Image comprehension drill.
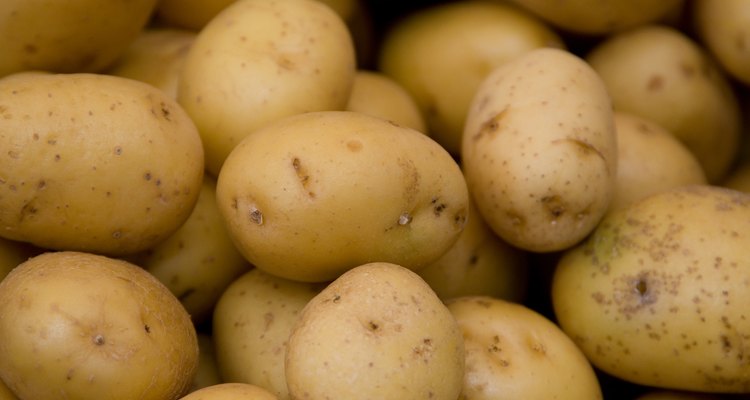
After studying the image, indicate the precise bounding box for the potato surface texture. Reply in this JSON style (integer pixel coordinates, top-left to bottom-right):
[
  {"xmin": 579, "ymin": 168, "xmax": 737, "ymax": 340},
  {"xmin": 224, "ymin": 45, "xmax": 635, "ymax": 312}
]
[
  {"xmin": 462, "ymin": 47, "xmax": 616, "ymax": 253},
  {"xmin": 179, "ymin": 383, "xmax": 278, "ymax": 400},
  {"xmin": 284, "ymin": 262, "xmax": 465, "ymax": 400},
  {"xmin": 216, "ymin": 111, "xmax": 469, "ymax": 282},
  {"xmin": 552, "ymin": 185, "xmax": 750, "ymax": 392},
  {"xmin": 0, "ymin": 251, "xmax": 199, "ymax": 400},
  {"xmin": 0, "ymin": 73, "xmax": 204, "ymax": 256}
]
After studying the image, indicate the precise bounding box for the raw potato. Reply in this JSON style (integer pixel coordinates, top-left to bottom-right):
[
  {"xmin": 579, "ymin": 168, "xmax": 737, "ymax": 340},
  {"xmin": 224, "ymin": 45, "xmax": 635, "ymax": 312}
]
[
  {"xmin": 378, "ymin": 0, "xmax": 564, "ymax": 155},
  {"xmin": 285, "ymin": 262, "xmax": 465, "ymax": 400},
  {"xmin": 586, "ymin": 25, "xmax": 742, "ymax": 183},
  {"xmin": 216, "ymin": 111, "xmax": 469, "ymax": 282},
  {"xmin": 0, "ymin": 0, "xmax": 157, "ymax": 77},
  {"xmin": 462, "ymin": 47, "xmax": 617, "ymax": 253},
  {"xmin": 0, "ymin": 73, "xmax": 204, "ymax": 256},
  {"xmin": 447, "ymin": 296, "xmax": 603, "ymax": 400},
  {"xmin": 177, "ymin": 0, "xmax": 356, "ymax": 176},
  {"xmin": 552, "ymin": 185, "xmax": 750, "ymax": 392},
  {"xmin": 212, "ymin": 268, "xmax": 324, "ymax": 399},
  {"xmin": 609, "ymin": 112, "xmax": 706, "ymax": 212},
  {"xmin": 0, "ymin": 251, "xmax": 199, "ymax": 400},
  {"xmin": 346, "ymin": 70, "xmax": 427, "ymax": 133},
  {"xmin": 179, "ymin": 383, "xmax": 278, "ymax": 400},
  {"xmin": 693, "ymin": 0, "xmax": 750, "ymax": 85}
]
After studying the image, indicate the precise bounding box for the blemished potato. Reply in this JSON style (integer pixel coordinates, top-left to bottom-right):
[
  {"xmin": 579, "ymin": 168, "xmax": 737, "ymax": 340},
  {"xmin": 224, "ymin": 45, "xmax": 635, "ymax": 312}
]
[
  {"xmin": 609, "ymin": 112, "xmax": 706, "ymax": 212},
  {"xmin": 285, "ymin": 262, "xmax": 465, "ymax": 400},
  {"xmin": 462, "ymin": 47, "xmax": 617, "ymax": 253},
  {"xmin": 693, "ymin": 0, "xmax": 750, "ymax": 86},
  {"xmin": 0, "ymin": 73, "xmax": 204, "ymax": 256},
  {"xmin": 0, "ymin": 251, "xmax": 199, "ymax": 400},
  {"xmin": 177, "ymin": 0, "xmax": 356, "ymax": 176},
  {"xmin": 346, "ymin": 70, "xmax": 427, "ymax": 133},
  {"xmin": 216, "ymin": 111, "xmax": 469, "ymax": 282},
  {"xmin": 212, "ymin": 268, "xmax": 324, "ymax": 399},
  {"xmin": 552, "ymin": 185, "xmax": 750, "ymax": 392},
  {"xmin": 108, "ymin": 28, "xmax": 196, "ymax": 100},
  {"xmin": 179, "ymin": 383, "xmax": 278, "ymax": 400},
  {"xmin": 0, "ymin": 0, "xmax": 157, "ymax": 77},
  {"xmin": 189, "ymin": 334, "xmax": 223, "ymax": 393},
  {"xmin": 446, "ymin": 296, "xmax": 603, "ymax": 400},
  {"xmin": 586, "ymin": 25, "xmax": 742, "ymax": 183},
  {"xmin": 378, "ymin": 0, "xmax": 564, "ymax": 155}
]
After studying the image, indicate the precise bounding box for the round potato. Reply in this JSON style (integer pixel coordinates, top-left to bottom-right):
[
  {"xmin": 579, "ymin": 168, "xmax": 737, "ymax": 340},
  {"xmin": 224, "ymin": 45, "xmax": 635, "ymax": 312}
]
[
  {"xmin": 552, "ymin": 185, "xmax": 750, "ymax": 392},
  {"xmin": 0, "ymin": 251, "xmax": 199, "ymax": 400},
  {"xmin": 693, "ymin": 0, "xmax": 750, "ymax": 86},
  {"xmin": 346, "ymin": 70, "xmax": 427, "ymax": 133},
  {"xmin": 216, "ymin": 111, "xmax": 469, "ymax": 282},
  {"xmin": 0, "ymin": 72, "xmax": 204, "ymax": 256},
  {"xmin": 177, "ymin": 0, "xmax": 356, "ymax": 176},
  {"xmin": 462, "ymin": 47, "xmax": 617, "ymax": 253},
  {"xmin": 586, "ymin": 25, "xmax": 742, "ymax": 183},
  {"xmin": 285, "ymin": 262, "xmax": 465, "ymax": 400},
  {"xmin": 179, "ymin": 383, "xmax": 278, "ymax": 400}
]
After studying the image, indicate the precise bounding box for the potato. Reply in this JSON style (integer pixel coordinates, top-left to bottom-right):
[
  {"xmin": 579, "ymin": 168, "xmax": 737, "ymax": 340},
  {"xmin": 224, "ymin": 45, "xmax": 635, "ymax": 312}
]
[
  {"xmin": 0, "ymin": 379, "xmax": 18, "ymax": 400},
  {"xmin": 285, "ymin": 262, "xmax": 465, "ymax": 400},
  {"xmin": 462, "ymin": 47, "xmax": 617, "ymax": 253},
  {"xmin": 0, "ymin": 251, "xmax": 199, "ymax": 400},
  {"xmin": 179, "ymin": 383, "xmax": 278, "ymax": 400},
  {"xmin": 552, "ymin": 185, "xmax": 750, "ymax": 392},
  {"xmin": 586, "ymin": 25, "xmax": 742, "ymax": 183},
  {"xmin": 216, "ymin": 111, "xmax": 469, "ymax": 282},
  {"xmin": 609, "ymin": 112, "xmax": 706, "ymax": 212},
  {"xmin": 212, "ymin": 268, "xmax": 324, "ymax": 399},
  {"xmin": 0, "ymin": 72, "xmax": 204, "ymax": 256},
  {"xmin": 189, "ymin": 334, "xmax": 223, "ymax": 393},
  {"xmin": 446, "ymin": 296, "xmax": 602, "ymax": 399},
  {"xmin": 0, "ymin": 0, "xmax": 157, "ymax": 77},
  {"xmin": 378, "ymin": 0, "xmax": 564, "ymax": 155},
  {"xmin": 693, "ymin": 0, "xmax": 750, "ymax": 86},
  {"xmin": 346, "ymin": 70, "xmax": 427, "ymax": 133},
  {"xmin": 177, "ymin": 0, "xmax": 356, "ymax": 176}
]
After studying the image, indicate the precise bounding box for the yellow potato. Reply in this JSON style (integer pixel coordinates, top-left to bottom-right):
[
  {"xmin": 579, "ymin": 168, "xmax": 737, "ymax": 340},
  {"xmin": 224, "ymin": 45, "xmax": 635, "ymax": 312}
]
[
  {"xmin": 446, "ymin": 296, "xmax": 603, "ymax": 399},
  {"xmin": 0, "ymin": 73, "xmax": 204, "ymax": 256},
  {"xmin": 586, "ymin": 25, "xmax": 742, "ymax": 183},
  {"xmin": 216, "ymin": 111, "xmax": 469, "ymax": 282},
  {"xmin": 693, "ymin": 0, "xmax": 750, "ymax": 85},
  {"xmin": 285, "ymin": 262, "xmax": 465, "ymax": 400},
  {"xmin": 0, "ymin": 251, "xmax": 199, "ymax": 400},
  {"xmin": 346, "ymin": 70, "xmax": 427, "ymax": 133},
  {"xmin": 552, "ymin": 185, "xmax": 750, "ymax": 392},
  {"xmin": 177, "ymin": 0, "xmax": 356, "ymax": 176},
  {"xmin": 378, "ymin": 0, "xmax": 564, "ymax": 155},
  {"xmin": 179, "ymin": 383, "xmax": 278, "ymax": 400},
  {"xmin": 0, "ymin": 0, "xmax": 157, "ymax": 77},
  {"xmin": 462, "ymin": 47, "xmax": 617, "ymax": 253}
]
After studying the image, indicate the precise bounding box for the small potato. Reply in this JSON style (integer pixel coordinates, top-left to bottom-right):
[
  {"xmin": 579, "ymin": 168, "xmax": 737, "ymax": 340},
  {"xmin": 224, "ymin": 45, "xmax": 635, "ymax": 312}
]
[
  {"xmin": 0, "ymin": 251, "xmax": 199, "ymax": 400},
  {"xmin": 0, "ymin": 73, "xmax": 204, "ymax": 256},
  {"xmin": 179, "ymin": 383, "xmax": 278, "ymax": 400},
  {"xmin": 552, "ymin": 185, "xmax": 750, "ymax": 392},
  {"xmin": 216, "ymin": 111, "xmax": 469, "ymax": 282},
  {"xmin": 346, "ymin": 70, "xmax": 427, "ymax": 133},
  {"xmin": 285, "ymin": 262, "xmax": 465, "ymax": 400},
  {"xmin": 693, "ymin": 0, "xmax": 750, "ymax": 85},
  {"xmin": 462, "ymin": 47, "xmax": 617, "ymax": 253}
]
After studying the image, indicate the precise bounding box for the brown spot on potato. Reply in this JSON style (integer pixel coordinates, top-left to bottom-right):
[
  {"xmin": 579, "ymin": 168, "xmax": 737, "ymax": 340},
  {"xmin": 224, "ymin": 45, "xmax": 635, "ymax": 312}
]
[
  {"xmin": 398, "ymin": 212, "xmax": 412, "ymax": 226},
  {"xmin": 647, "ymin": 75, "xmax": 664, "ymax": 91},
  {"xmin": 346, "ymin": 140, "xmax": 362, "ymax": 152},
  {"xmin": 541, "ymin": 195, "xmax": 565, "ymax": 220},
  {"xmin": 473, "ymin": 107, "xmax": 509, "ymax": 142},
  {"xmin": 23, "ymin": 43, "xmax": 37, "ymax": 54},
  {"xmin": 249, "ymin": 207, "xmax": 263, "ymax": 225},
  {"xmin": 292, "ymin": 157, "xmax": 315, "ymax": 198},
  {"xmin": 93, "ymin": 334, "xmax": 105, "ymax": 345}
]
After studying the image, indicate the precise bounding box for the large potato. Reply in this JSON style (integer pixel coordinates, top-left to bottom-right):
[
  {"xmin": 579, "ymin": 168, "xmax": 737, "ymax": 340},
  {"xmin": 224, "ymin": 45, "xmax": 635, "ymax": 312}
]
[
  {"xmin": 552, "ymin": 185, "xmax": 750, "ymax": 392},
  {"xmin": 216, "ymin": 111, "xmax": 469, "ymax": 282},
  {"xmin": 0, "ymin": 73, "xmax": 204, "ymax": 256},
  {"xmin": 693, "ymin": 0, "xmax": 750, "ymax": 86},
  {"xmin": 462, "ymin": 47, "xmax": 617, "ymax": 253},
  {"xmin": 0, "ymin": 251, "xmax": 199, "ymax": 400},
  {"xmin": 285, "ymin": 262, "xmax": 465, "ymax": 400},
  {"xmin": 177, "ymin": 0, "xmax": 356, "ymax": 176}
]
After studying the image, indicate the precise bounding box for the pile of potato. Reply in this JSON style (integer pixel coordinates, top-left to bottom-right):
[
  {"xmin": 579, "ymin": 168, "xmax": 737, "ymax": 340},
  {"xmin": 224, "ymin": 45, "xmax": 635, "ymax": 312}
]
[{"xmin": 1, "ymin": 0, "xmax": 749, "ymax": 399}]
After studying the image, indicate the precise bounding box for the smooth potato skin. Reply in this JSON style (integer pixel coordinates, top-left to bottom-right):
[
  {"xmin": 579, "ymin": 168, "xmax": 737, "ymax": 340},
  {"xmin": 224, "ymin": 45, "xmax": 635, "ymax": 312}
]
[
  {"xmin": 693, "ymin": 0, "xmax": 750, "ymax": 85},
  {"xmin": 346, "ymin": 70, "xmax": 427, "ymax": 133},
  {"xmin": 179, "ymin": 383, "xmax": 278, "ymax": 400}
]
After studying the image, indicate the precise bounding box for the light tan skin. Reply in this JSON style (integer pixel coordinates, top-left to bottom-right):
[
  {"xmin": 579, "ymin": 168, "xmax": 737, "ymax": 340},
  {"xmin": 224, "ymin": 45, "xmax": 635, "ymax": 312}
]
[
  {"xmin": 693, "ymin": 0, "xmax": 750, "ymax": 86},
  {"xmin": 179, "ymin": 383, "xmax": 278, "ymax": 400},
  {"xmin": 285, "ymin": 262, "xmax": 465, "ymax": 400},
  {"xmin": 553, "ymin": 185, "xmax": 750, "ymax": 392},
  {"xmin": 346, "ymin": 70, "xmax": 427, "ymax": 133},
  {"xmin": 0, "ymin": 251, "xmax": 199, "ymax": 400}
]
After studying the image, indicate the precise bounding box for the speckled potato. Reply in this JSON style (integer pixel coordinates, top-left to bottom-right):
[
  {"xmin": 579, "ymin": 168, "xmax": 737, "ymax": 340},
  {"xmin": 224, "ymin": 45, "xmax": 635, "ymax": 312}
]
[
  {"xmin": 212, "ymin": 269, "xmax": 323, "ymax": 399},
  {"xmin": 0, "ymin": 73, "xmax": 204, "ymax": 256},
  {"xmin": 693, "ymin": 0, "xmax": 750, "ymax": 86},
  {"xmin": 446, "ymin": 296, "xmax": 602, "ymax": 400},
  {"xmin": 177, "ymin": 0, "xmax": 356, "ymax": 175},
  {"xmin": 216, "ymin": 111, "xmax": 469, "ymax": 282},
  {"xmin": 586, "ymin": 25, "xmax": 742, "ymax": 182},
  {"xmin": 346, "ymin": 70, "xmax": 427, "ymax": 133},
  {"xmin": 179, "ymin": 383, "xmax": 278, "ymax": 400},
  {"xmin": 378, "ymin": 0, "xmax": 564, "ymax": 155},
  {"xmin": 462, "ymin": 47, "xmax": 617, "ymax": 253},
  {"xmin": 552, "ymin": 185, "xmax": 750, "ymax": 392},
  {"xmin": 285, "ymin": 262, "xmax": 465, "ymax": 400},
  {"xmin": 0, "ymin": 251, "xmax": 199, "ymax": 400}
]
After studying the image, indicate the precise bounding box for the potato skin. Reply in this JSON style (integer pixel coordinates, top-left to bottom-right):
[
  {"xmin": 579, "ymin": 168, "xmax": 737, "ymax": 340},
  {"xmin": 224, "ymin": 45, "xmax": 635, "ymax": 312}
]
[
  {"xmin": 693, "ymin": 0, "xmax": 750, "ymax": 85},
  {"xmin": 346, "ymin": 70, "xmax": 426, "ymax": 133},
  {"xmin": 216, "ymin": 111, "xmax": 469, "ymax": 282},
  {"xmin": 552, "ymin": 185, "xmax": 750, "ymax": 392},
  {"xmin": 462, "ymin": 47, "xmax": 616, "ymax": 253},
  {"xmin": 0, "ymin": 73, "xmax": 204, "ymax": 256},
  {"xmin": 179, "ymin": 383, "xmax": 278, "ymax": 400}
]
